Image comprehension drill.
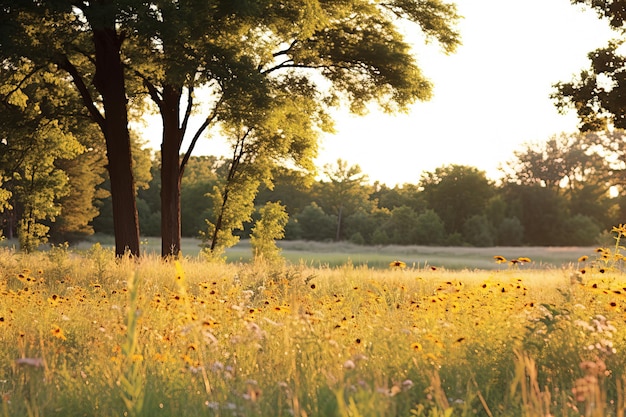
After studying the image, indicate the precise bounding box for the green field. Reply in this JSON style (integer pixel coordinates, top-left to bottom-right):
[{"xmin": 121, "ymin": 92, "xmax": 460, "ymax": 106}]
[
  {"xmin": 1, "ymin": 240, "xmax": 626, "ymax": 416},
  {"xmin": 55, "ymin": 236, "xmax": 595, "ymax": 270}
]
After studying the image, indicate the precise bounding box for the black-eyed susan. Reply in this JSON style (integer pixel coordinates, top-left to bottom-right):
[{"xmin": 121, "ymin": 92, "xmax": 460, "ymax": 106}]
[
  {"xmin": 389, "ymin": 260, "xmax": 406, "ymax": 269},
  {"xmin": 493, "ymin": 255, "xmax": 507, "ymax": 264},
  {"xmin": 578, "ymin": 255, "xmax": 589, "ymax": 263},
  {"xmin": 51, "ymin": 324, "xmax": 67, "ymax": 340},
  {"xmin": 612, "ymin": 224, "xmax": 626, "ymax": 237},
  {"xmin": 410, "ymin": 342, "xmax": 423, "ymax": 351}
]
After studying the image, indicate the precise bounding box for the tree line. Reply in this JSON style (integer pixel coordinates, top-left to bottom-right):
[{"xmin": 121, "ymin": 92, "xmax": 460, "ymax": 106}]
[
  {"xmin": 4, "ymin": 128, "xmax": 623, "ymax": 251},
  {"xmin": 127, "ymin": 131, "xmax": 626, "ymax": 248}
]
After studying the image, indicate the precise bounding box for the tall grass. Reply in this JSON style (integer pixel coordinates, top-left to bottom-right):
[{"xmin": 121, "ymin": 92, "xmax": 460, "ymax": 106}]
[{"xmin": 1, "ymin": 242, "xmax": 626, "ymax": 416}]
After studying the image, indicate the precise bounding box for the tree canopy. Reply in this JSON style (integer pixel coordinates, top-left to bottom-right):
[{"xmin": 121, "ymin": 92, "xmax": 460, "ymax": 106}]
[
  {"xmin": 0, "ymin": 0, "xmax": 461, "ymax": 256},
  {"xmin": 552, "ymin": 1, "xmax": 626, "ymax": 131}
]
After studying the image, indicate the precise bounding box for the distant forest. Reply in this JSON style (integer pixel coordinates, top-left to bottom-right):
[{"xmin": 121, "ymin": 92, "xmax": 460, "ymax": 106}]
[{"xmin": 4, "ymin": 130, "xmax": 624, "ymax": 249}]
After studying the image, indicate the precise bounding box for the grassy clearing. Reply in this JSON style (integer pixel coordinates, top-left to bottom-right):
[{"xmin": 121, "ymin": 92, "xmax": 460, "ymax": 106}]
[
  {"xmin": 1, "ymin": 242, "xmax": 626, "ymax": 416},
  {"xmin": 56, "ymin": 236, "xmax": 596, "ymax": 270}
]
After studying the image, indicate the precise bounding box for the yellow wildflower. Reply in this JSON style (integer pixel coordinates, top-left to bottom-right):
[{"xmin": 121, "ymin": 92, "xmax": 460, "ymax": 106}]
[
  {"xmin": 493, "ymin": 255, "xmax": 507, "ymax": 264},
  {"xmin": 389, "ymin": 260, "xmax": 406, "ymax": 269},
  {"xmin": 174, "ymin": 260, "xmax": 185, "ymax": 284},
  {"xmin": 51, "ymin": 324, "xmax": 67, "ymax": 340}
]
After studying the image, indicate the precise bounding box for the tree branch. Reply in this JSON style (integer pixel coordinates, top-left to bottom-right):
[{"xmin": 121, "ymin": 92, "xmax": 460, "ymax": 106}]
[
  {"xmin": 132, "ymin": 68, "xmax": 163, "ymax": 110},
  {"xmin": 57, "ymin": 56, "xmax": 105, "ymax": 130},
  {"xmin": 272, "ymin": 39, "xmax": 298, "ymax": 58},
  {"xmin": 0, "ymin": 64, "xmax": 47, "ymax": 105},
  {"xmin": 180, "ymin": 95, "xmax": 224, "ymax": 178},
  {"xmin": 180, "ymin": 82, "xmax": 195, "ymax": 136}
]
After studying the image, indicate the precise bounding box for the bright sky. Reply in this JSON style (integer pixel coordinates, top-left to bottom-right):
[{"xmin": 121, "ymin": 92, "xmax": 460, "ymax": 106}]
[
  {"xmin": 314, "ymin": 0, "xmax": 617, "ymax": 186},
  {"xmin": 145, "ymin": 0, "xmax": 617, "ymax": 186}
]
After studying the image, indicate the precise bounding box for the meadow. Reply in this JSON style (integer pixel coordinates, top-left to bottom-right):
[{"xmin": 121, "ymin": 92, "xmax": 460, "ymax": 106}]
[
  {"xmin": 59, "ymin": 236, "xmax": 595, "ymax": 270},
  {"xmin": 1, "ymin": 237, "xmax": 626, "ymax": 416}
]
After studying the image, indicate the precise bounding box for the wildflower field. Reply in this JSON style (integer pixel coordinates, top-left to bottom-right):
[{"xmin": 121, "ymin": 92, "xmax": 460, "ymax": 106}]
[{"xmin": 3, "ymin": 238, "xmax": 626, "ymax": 416}]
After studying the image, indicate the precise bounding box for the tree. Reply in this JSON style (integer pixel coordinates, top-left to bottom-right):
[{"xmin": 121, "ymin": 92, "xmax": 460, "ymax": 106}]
[
  {"xmin": 316, "ymin": 160, "xmax": 374, "ymax": 241},
  {"xmin": 496, "ymin": 217, "xmax": 524, "ymax": 246},
  {"xmin": 0, "ymin": 64, "xmax": 87, "ymax": 250},
  {"xmin": 50, "ymin": 136, "xmax": 107, "ymax": 243},
  {"xmin": 420, "ymin": 165, "xmax": 494, "ymax": 235},
  {"xmin": 503, "ymin": 184, "xmax": 569, "ymax": 246},
  {"xmin": 503, "ymin": 133, "xmax": 610, "ymax": 192},
  {"xmin": 296, "ymin": 203, "xmax": 337, "ymax": 241},
  {"xmin": 503, "ymin": 132, "xmax": 615, "ymax": 230},
  {"xmin": 552, "ymin": 3, "xmax": 626, "ymax": 139},
  {"xmin": 250, "ymin": 202, "xmax": 289, "ymax": 265},
  {"xmin": 372, "ymin": 183, "xmax": 426, "ymax": 213},
  {"xmin": 1, "ymin": 2, "xmax": 142, "ymax": 256},
  {"xmin": 414, "ymin": 209, "xmax": 446, "ymax": 245},
  {"xmin": 384, "ymin": 205, "xmax": 420, "ymax": 245},
  {"xmin": 141, "ymin": 0, "xmax": 460, "ymax": 256},
  {"xmin": 201, "ymin": 156, "xmax": 260, "ymax": 257},
  {"xmin": 92, "ymin": 135, "xmax": 154, "ymax": 237},
  {"xmin": 255, "ymin": 167, "xmax": 316, "ymax": 216},
  {"xmin": 462, "ymin": 215, "xmax": 494, "ymax": 247}
]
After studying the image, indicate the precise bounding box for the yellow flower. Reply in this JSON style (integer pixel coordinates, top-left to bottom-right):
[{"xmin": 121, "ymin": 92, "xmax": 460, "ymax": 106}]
[
  {"xmin": 612, "ymin": 224, "xmax": 626, "ymax": 237},
  {"xmin": 578, "ymin": 255, "xmax": 589, "ymax": 262},
  {"xmin": 51, "ymin": 324, "xmax": 67, "ymax": 340},
  {"xmin": 410, "ymin": 342, "xmax": 423, "ymax": 351},
  {"xmin": 493, "ymin": 255, "xmax": 507, "ymax": 264},
  {"xmin": 389, "ymin": 260, "xmax": 406, "ymax": 269},
  {"xmin": 174, "ymin": 260, "xmax": 185, "ymax": 284}
]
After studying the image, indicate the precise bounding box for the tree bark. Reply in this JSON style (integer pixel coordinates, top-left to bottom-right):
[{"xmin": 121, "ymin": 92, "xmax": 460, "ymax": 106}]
[
  {"xmin": 92, "ymin": 27, "xmax": 141, "ymax": 257},
  {"xmin": 160, "ymin": 85, "xmax": 184, "ymax": 258}
]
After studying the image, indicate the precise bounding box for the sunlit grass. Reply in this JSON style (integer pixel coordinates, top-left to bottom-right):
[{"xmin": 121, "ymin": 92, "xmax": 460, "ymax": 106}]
[{"xmin": 2, "ymin": 242, "xmax": 626, "ymax": 416}]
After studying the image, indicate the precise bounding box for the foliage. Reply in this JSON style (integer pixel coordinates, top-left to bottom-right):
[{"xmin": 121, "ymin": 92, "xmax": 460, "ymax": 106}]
[
  {"xmin": 0, "ymin": 64, "xmax": 86, "ymax": 250},
  {"xmin": 295, "ymin": 203, "xmax": 336, "ymax": 242},
  {"xmin": 49, "ymin": 132, "xmax": 108, "ymax": 243},
  {"xmin": 420, "ymin": 165, "xmax": 494, "ymax": 235},
  {"xmin": 496, "ymin": 217, "xmax": 524, "ymax": 246},
  {"xmin": 316, "ymin": 159, "xmax": 373, "ymax": 241},
  {"xmin": 553, "ymin": 39, "xmax": 626, "ymax": 132},
  {"xmin": 127, "ymin": 149, "xmax": 620, "ymax": 248},
  {"xmin": 414, "ymin": 209, "xmax": 447, "ymax": 245},
  {"xmin": 201, "ymin": 161, "xmax": 260, "ymax": 258},
  {"xmin": 250, "ymin": 202, "xmax": 289, "ymax": 265},
  {"xmin": 462, "ymin": 214, "xmax": 495, "ymax": 247}
]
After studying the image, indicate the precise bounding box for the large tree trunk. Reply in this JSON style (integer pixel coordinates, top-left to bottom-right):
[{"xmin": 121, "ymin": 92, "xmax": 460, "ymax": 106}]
[
  {"xmin": 160, "ymin": 85, "xmax": 184, "ymax": 257},
  {"xmin": 92, "ymin": 27, "xmax": 140, "ymax": 257}
]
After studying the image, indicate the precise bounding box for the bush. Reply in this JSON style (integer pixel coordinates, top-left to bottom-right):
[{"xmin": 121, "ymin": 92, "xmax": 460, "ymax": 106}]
[
  {"xmin": 414, "ymin": 209, "xmax": 446, "ymax": 245},
  {"xmin": 562, "ymin": 214, "xmax": 601, "ymax": 246},
  {"xmin": 497, "ymin": 217, "xmax": 524, "ymax": 246},
  {"xmin": 296, "ymin": 203, "xmax": 336, "ymax": 241},
  {"xmin": 349, "ymin": 232, "xmax": 365, "ymax": 245},
  {"xmin": 462, "ymin": 215, "xmax": 495, "ymax": 247}
]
